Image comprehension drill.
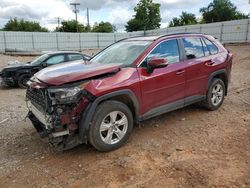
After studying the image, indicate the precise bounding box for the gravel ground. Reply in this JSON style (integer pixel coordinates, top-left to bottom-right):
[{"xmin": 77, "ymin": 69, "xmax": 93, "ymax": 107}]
[{"xmin": 0, "ymin": 45, "xmax": 249, "ymax": 188}]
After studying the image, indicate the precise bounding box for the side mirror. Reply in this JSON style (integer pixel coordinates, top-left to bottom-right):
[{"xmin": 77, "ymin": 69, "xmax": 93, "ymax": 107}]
[
  {"xmin": 147, "ymin": 57, "xmax": 168, "ymax": 74},
  {"xmin": 41, "ymin": 62, "xmax": 47, "ymax": 67}
]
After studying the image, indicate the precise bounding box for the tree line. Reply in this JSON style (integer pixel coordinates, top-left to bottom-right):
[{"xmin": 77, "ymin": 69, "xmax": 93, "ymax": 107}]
[
  {"xmin": 126, "ymin": 0, "xmax": 249, "ymax": 31},
  {"xmin": 168, "ymin": 0, "xmax": 249, "ymax": 27},
  {"xmin": 1, "ymin": 0, "xmax": 249, "ymax": 33},
  {"xmin": 1, "ymin": 18, "xmax": 116, "ymax": 33}
]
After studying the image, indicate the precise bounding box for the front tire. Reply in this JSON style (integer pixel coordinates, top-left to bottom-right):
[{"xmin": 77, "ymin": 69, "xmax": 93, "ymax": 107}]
[
  {"xmin": 203, "ymin": 78, "xmax": 225, "ymax": 111},
  {"xmin": 18, "ymin": 74, "xmax": 30, "ymax": 89},
  {"xmin": 88, "ymin": 100, "xmax": 133, "ymax": 152}
]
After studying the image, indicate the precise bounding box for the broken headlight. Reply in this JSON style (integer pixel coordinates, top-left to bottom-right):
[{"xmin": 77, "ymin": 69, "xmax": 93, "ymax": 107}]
[{"xmin": 48, "ymin": 86, "xmax": 83, "ymax": 103}]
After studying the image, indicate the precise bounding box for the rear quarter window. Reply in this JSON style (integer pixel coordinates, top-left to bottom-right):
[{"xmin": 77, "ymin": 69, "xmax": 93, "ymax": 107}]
[{"xmin": 203, "ymin": 38, "xmax": 219, "ymax": 55}]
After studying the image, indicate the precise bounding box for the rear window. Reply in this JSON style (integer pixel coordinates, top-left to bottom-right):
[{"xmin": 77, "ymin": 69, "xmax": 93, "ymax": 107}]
[
  {"xmin": 203, "ymin": 38, "xmax": 219, "ymax": 55},
  {"xmin": 182, "ymin": 38, "xmax": 204, "ymax": 59}
]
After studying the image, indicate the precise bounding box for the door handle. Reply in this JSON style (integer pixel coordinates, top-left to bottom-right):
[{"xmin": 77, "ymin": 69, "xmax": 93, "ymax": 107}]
[
  {"xmin": 176, "ymin": 70, "xmax": 185, "ymax": 75},
  {"xmin": 205, "ymin": 60, "xmax": 215, "ymax": 66}
]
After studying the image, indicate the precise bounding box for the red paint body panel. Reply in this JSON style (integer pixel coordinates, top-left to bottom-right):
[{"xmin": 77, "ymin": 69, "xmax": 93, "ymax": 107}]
[
  {"xmin": 137, "ymin": 62, "xmax": 186, "ymax": 115},
  {"xmin": 184, "ymin": 52, "xmax": 228, "ymax": 98},
  {"xmin": 85, "ymin": 67, "xmax": 144, "ymax": 114}
]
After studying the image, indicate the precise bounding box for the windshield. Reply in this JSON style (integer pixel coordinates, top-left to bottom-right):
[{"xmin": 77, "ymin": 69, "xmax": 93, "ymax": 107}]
[
  {"xmin": 31, "ymin": 54, "xmax": 49, "ymax": 65},
  {"xmin": 90, "ymin": 41, "xmax": 152, "ymax": 66}
]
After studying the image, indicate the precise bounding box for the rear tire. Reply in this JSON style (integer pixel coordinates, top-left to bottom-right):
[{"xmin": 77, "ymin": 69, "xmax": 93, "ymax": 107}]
[
  {"xmin": 18, "ymin": 74, "xmax": 30, "ymax": 89},
  {"xmin": 203, "ymin": 78, "xmax": 225, "ymax": 111},
  {"xmin": 88, "ymin": 100, "xmax": 133, "ymax": 152}
]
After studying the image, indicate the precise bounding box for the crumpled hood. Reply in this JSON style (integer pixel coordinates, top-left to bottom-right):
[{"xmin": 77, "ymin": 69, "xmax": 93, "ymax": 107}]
[{"xmin": 34, "ymin": 60, "xmax": 122, "ymax": 86}]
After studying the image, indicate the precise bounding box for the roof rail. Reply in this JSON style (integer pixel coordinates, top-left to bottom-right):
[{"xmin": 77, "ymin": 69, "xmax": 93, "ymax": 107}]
[
  {"xmin": 115, "ymin": 32, "xmax": 206, "ymax": 43},
  {"xmin": 156, "ymin": 32, "xmax": 204, "ymax": 40},
  {"xmin": 113, "ymin": 35, "xmax": 145, "ymax": 43}
]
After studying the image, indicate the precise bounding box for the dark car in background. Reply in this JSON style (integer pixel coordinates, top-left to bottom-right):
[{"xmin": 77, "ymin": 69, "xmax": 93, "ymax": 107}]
[{"xmin": 0, "ymin": 51, "xmax": 91, "ymax": 88}]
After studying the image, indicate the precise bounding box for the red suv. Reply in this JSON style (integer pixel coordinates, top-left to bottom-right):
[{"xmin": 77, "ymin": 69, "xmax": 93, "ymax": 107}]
[{"xmin": 26, "ymin": 33, "xmax": 233, "ymax": 151}]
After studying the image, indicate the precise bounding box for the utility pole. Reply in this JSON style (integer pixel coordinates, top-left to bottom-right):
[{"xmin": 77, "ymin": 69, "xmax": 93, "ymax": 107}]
[
  {"xmin": 70, "ymin": 2, "xmax": 80, "ymax": 32},
  {"xmin": 87, "ymin": 8, "xmax": 90, "ymax": 29},
  {"xmin": 57, "ymin": 17, "xmax": 60, "ymax": 30}
]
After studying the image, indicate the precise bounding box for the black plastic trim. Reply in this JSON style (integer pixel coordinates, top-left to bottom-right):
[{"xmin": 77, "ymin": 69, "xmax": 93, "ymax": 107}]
[
  {"xmin": 184, "ymin": 95, "xmax": 206, "ymax": 106},
  {"xmin": 207, "ymin": 69, "xmax": 228, "ymax": 93},
  {"xmin": 142, "ymin": 99, "xmax": 184, "ymax": 121},
  {"xmin": 177, "ymin": 38, "xmax": 186, "ymax": 61},
  {"xmin": 141, "ymin": 95, "xmax": 206, "ymax": 121}
]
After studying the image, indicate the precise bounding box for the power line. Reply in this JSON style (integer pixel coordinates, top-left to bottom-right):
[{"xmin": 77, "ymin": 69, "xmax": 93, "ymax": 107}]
[{"xmin": 70, "ymin": 2, "xmax": 80, "ymax": 32}]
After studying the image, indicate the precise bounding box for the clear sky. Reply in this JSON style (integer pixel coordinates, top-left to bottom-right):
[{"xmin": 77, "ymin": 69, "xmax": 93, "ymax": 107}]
[{"xmin": 0, "ymin": 0, "xmax": 249, "ymax": 31}]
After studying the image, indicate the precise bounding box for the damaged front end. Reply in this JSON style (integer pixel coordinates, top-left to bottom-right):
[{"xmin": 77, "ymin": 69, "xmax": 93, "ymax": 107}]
[{"xmin": 26, "ymin": 81, "xmax": 95, "ymax": 151}]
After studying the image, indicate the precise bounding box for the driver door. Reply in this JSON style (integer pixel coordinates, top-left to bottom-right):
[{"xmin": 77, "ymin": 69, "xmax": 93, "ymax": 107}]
[{"xmin": 138, "ymin": 39, "xmax": 186, "ymax": 117}]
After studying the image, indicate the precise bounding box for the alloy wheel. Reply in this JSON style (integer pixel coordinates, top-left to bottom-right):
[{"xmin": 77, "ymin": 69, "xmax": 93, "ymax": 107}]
[
  {"xmin": 211, "ymin": 83, "xmax": 224, "ymax": 106},
  {"xmin": 99, "ymin": 111, "xmax": 128, "ymax": 145}
]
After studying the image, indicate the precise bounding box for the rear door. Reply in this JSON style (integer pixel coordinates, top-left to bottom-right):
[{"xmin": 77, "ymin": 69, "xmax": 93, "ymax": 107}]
[
  {"xmin": 181, "ymin": 37, "xmax": 210, "ymax": 102},
  {"xmin": 182, "ymin": 37, "xmax": 224, "ymax": 103},
  {"xmin": 138, "ymin": 39, "xmax": 186, "ymax": 116}
]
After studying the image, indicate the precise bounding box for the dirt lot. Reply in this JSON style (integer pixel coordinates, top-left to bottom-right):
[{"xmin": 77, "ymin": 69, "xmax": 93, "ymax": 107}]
[{"xmin": 0, "ymin": 45, "xmax": 249, "ymax": 188}]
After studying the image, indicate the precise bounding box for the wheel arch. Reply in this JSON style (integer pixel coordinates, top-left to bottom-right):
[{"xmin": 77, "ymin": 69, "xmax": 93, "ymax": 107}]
[
  {"xmin": 207, "ymin": 69, "xmax": 228, "ymax": 96},
  {"xmin": 14, "ymin": 70, "xmax": 32, "ymax": 81},
  {"xmin": 79, "ymin": 89, "xmax": 140, "ymax": 143}
]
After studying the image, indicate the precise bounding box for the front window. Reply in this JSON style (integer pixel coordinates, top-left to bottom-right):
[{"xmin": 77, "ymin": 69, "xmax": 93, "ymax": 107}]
[
  {"xmin": 90, "ymin": 41, "xmax": 152, "ymax": 66},
  {"xmin": 141, "ymin": 39, "xmax": 180, "ymax": 67},
  {"xmin": 149, "ymin": 39, "xmax": 180, "ymax": 64},
  {"xmin": 30, "ymin": 54, "xmax": 49, "ymax": 65},
  {"xmin": 46, "ymin": 55, "xmax": 65, "ymax": 65}
]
